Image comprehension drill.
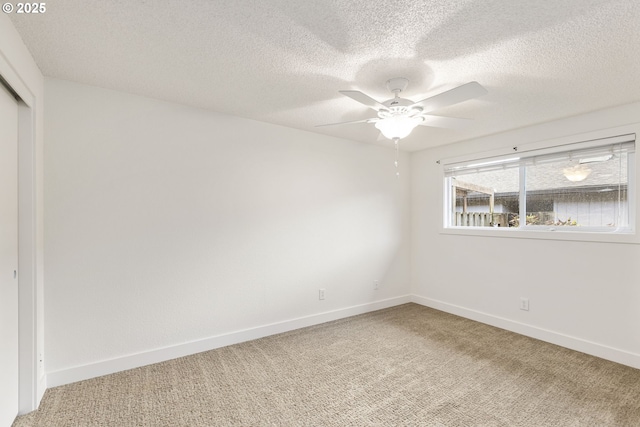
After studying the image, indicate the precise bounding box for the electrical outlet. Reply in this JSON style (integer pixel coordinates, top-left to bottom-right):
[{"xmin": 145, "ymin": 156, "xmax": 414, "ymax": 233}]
[
  {"xmin": 374, "ymin": 280, "xmax": 379, "ymax": 290},
  {"xmin": 319, "ymin": 288, "xmax": 325, "ymax": 300},
  {"xmin": 520, "ymin": 297, "xmax": 529, "ymax": 311}
]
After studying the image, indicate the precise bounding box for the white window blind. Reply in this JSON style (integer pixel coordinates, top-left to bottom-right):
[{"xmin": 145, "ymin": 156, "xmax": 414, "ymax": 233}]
[{"xmin": 444, "ymin": 134, "xmax": 635, "ymax": 177}]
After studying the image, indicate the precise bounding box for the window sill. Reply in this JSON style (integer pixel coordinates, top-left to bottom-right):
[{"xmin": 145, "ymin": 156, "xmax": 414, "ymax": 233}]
[{"xmin": 440, "ymin": 226, "xmax": 639, "ymax": 244}]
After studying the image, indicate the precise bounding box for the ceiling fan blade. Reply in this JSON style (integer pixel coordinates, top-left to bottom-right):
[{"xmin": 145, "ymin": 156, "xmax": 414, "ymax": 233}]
[
  {"xmin": 316, "ymin": 117, "xmax": 378, "ymax": 127},
  {"xmin": 417, "ymin": 115, "xmax": 474, "ymax": 129},
  {"xmin": 339, "ymin": 90, "xmax": 387, "ymax": 111},
  {"xmin": 411, "ymin": 81, "xmax": 487, "ymax": 113}
]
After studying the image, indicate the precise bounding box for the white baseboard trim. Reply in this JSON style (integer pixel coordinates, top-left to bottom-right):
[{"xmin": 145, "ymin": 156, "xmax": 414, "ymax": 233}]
[
  {"xmin": 46, "ymin": 295, "xmax": 412, "ymax": 387},
  {"xmin": 411, "ymin": 295, "xmax": 640, "ymax": 370},
  {"xmin": 46, "ymin": 293, "xmax": 639, "ymax": 389}
]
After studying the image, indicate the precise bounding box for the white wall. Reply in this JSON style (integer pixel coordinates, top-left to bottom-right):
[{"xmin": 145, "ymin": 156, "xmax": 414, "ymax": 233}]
[
  {"xmin": 44, "ymin": 78, "xmax": 411, "ymax": 385},
  {"xmin": 412, "ymin": 102, "xmax": 640, "ymax": 368},
  {"xmin": 38, "ymin": 63, "xmax": 640, "ymax": 393},
  {"xmin": 0, "ymin": 14, "xmax": 45, "ymax": 411}
]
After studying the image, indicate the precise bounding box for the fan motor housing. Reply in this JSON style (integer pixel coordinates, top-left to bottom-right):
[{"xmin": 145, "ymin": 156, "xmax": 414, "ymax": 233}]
[
  {"xmin": 378, "ymin": 98, "xmax": 422, "ymax": 118},
  {"xmin": 382, "ymin": 97, "xmax": 413, "ymax": 108}
]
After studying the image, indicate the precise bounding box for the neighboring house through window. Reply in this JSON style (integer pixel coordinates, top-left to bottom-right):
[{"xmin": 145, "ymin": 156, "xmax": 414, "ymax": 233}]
[{"xmin": 442, "ymin": 134, "xmax": 635, "ymax": 235}]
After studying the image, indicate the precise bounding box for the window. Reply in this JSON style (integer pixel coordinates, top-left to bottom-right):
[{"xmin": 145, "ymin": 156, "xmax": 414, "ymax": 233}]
[{"xmin": 443, "ymin": 134, "xmax": 635, "ymax": 234}]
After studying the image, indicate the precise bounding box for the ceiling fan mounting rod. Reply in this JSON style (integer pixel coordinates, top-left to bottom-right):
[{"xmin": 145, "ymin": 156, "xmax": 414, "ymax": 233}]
[{"xmin": 386, "ymin": 77, "xmax": 409, "ymax": 95}]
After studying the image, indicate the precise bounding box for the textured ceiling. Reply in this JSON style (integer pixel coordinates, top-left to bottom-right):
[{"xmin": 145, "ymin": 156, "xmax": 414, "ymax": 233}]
[{"xmin": 9, "ymin": 0, "xmax": 640, "ymax": 151}]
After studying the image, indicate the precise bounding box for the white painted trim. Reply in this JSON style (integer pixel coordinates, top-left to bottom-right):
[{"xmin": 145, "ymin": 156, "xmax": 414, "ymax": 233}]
[
  {"xmin": 17, "ymin": 99, "xmax": 38, "ymax": 413},
  {"xmin": 0, "ymin": 50, "xmax": 40, "ymax": 413},
  {"xmin": 45, "ymin": 293, "xmax": 640, "ymax": 389},
  {"xmin": 46, "ymin": 295, "xmax": 412, "ymax": 387},
  {"xmin": 411, "ymin": 295, "xmax": 640, "ymax": 370},
  {"xmin": 36, "ymin": 377, "xmax": 45, "ymax": 405},
  {"xmin": 0, "ymin": 52, "xmax": 34, "ymax": 108}
]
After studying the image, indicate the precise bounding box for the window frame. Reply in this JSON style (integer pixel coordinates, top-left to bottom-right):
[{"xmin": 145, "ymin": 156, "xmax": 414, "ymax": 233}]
[{"xmin": 439, "ymin": 126, "xmax": 639, "ymax": 244}]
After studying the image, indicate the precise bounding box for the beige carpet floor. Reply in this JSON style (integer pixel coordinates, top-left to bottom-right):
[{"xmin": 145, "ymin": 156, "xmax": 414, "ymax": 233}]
[{"xmin": 12, "ymin": 303, "xmax": 640, "ymax": 426}]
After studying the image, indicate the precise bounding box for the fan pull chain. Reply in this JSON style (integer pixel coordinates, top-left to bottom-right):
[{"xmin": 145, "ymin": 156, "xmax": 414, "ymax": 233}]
[{"xmin": 394, "ymin": 138, "xmax": 400, "ymax": 177}]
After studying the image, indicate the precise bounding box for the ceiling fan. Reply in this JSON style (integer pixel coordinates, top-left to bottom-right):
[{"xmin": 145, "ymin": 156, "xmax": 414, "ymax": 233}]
[{"xmin": 318, "ymin": 77, "xmax": 488, "ymax": 141}]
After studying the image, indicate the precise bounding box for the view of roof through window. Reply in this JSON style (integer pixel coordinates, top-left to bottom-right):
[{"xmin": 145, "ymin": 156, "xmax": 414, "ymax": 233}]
[{"xmin": 445, "ymin": 140, "xmax": 633, "ymax": 230}]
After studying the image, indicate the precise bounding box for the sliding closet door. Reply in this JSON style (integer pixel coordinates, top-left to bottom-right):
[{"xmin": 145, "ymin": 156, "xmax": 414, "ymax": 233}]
[{"xmin": 0, "ymin": 81, "xmax": 19, "ymax": 426}]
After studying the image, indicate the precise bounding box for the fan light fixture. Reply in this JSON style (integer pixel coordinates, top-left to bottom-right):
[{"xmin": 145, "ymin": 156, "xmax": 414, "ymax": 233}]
[
  {"xmin": 374, "ymin": 115, "xmax": 423, "ymax": 140},
  {"xmin": 317, "ymin": 77, "xmax": 488, "ymax": 176}
]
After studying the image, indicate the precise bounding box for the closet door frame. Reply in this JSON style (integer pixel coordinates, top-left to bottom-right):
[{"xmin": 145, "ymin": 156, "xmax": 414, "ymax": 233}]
[{"xmin": 0, "ymin": 57, "xmax": 40, "ymax": 414}]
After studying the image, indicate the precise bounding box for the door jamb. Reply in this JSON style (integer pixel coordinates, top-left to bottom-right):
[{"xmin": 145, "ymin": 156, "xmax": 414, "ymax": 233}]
[{"xmin": 0, "ymin": 59, "xmax": 40, "ymax": 413}]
